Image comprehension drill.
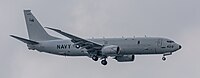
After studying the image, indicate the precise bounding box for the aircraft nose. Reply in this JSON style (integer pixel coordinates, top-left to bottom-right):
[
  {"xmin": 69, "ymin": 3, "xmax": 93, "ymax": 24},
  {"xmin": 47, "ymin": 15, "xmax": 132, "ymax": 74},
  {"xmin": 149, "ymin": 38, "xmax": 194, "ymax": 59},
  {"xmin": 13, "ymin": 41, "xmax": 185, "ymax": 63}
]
[{"xmin": 179, "ymin": 45, "xmax": 182, "ymax": 49}]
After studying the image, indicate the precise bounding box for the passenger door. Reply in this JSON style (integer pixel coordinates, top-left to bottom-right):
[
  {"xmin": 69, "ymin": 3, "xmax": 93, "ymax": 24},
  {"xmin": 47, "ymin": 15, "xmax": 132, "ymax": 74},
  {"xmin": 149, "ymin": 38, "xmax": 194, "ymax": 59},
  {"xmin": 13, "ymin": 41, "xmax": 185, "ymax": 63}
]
[{"xmin": 156, "ymin": 39, "xmax": 163, "ymax": 53}]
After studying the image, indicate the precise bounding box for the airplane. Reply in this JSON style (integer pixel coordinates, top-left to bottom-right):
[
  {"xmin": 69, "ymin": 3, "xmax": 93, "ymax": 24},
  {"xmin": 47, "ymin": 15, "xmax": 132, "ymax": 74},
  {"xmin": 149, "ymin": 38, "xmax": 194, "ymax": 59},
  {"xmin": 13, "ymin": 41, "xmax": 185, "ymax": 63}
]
[{"xmin": 10, "ymin": 10, "xmax": 182, "ymax": 65}]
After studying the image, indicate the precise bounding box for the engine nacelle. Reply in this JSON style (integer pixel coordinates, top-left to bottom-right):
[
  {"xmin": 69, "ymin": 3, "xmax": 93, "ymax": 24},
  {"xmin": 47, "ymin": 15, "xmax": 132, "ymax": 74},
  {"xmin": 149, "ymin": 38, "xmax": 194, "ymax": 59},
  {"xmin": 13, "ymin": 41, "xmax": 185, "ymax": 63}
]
[
  {"xmin": 101, "ymin": 45, "xmax": 120, "ymax": 56},
  {"xmin": 115, "ymin": 55, "xmax": 135, "ymax": 62}
]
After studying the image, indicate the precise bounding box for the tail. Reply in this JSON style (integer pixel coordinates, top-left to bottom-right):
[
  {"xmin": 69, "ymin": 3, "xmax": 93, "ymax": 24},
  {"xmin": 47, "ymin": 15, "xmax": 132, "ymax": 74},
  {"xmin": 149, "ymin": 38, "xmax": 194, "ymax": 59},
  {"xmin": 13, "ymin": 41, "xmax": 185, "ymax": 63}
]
[
  {"xmin": 24, "ymin": 10, "xmax": 59, "ymax": 41},
  {"xmin": 10, "ymin": 35, "xmax": 39, "ymax": 45}
]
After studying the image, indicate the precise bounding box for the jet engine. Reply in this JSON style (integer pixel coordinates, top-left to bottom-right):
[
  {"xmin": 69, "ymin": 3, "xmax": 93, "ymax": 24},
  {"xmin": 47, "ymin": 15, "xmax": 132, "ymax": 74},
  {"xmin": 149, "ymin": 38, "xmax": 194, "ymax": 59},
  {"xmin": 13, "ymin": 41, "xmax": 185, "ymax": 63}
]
[
  {"xmin": 115, "ymin": 55, "xmax": 135, "ymax": 62},
  {"xmin": 101, "ymin": 45, "xmax": 120, "ymax": 56}
]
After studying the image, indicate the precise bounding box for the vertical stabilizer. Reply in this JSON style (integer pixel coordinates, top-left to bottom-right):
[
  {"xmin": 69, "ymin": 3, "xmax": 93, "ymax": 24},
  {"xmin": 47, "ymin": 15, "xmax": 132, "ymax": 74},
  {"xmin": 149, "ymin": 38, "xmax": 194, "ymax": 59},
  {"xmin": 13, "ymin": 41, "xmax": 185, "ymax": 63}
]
[{"xmin": 24, "ymin": 10, "xmax": 59, "ymax": 41}]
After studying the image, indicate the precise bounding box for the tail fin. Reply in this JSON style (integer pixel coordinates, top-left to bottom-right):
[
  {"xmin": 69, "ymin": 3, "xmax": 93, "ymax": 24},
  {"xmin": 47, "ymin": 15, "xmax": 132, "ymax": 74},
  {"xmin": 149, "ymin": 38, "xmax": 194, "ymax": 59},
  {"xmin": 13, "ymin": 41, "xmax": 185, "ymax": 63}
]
[{"xmin": 24, "ymin": 10, "xmax": 59, "ymax": 41}]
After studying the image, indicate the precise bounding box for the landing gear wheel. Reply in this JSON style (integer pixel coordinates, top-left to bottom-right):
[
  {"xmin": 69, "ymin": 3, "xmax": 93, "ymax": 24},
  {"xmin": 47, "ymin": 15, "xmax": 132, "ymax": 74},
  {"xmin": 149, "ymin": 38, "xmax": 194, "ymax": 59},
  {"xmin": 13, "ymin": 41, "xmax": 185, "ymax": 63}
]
[
  {"xmin": 101, "ymin": 60, "xmax": 107, "ymax": 65},
  {"xmin": 162, "ymin": 57, "xmax": 166, "ymax": 61},
  {"xmin": 92, "ymin": 56, "xmax": 98, "ymax": 61}
]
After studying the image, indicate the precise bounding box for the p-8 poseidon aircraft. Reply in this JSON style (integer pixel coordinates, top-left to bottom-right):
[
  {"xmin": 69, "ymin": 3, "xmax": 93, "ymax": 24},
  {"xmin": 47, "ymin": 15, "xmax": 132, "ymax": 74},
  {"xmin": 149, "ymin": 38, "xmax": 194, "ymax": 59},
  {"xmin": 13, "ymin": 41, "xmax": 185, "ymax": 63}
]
[{"xmin": 10, "ymin": 10, "xmax": 182, "ymax": 65}]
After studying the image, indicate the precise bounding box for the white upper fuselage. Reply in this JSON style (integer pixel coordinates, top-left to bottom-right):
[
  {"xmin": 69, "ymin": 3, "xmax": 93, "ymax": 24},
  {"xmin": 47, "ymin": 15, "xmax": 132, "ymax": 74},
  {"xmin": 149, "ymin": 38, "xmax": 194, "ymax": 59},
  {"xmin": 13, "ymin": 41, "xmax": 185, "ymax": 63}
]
[{"xmin": 29, "ymin": 37, "xmax": 181, "ymax": 57}]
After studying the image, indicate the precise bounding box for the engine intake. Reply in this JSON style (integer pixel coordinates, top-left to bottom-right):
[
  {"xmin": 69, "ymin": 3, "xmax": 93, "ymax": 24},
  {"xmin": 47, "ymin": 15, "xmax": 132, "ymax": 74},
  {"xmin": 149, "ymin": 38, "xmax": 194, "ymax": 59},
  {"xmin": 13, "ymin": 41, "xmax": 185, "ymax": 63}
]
[{"xmin": 101, "ymin": 45, "xmax": 120, "ymax": 56}]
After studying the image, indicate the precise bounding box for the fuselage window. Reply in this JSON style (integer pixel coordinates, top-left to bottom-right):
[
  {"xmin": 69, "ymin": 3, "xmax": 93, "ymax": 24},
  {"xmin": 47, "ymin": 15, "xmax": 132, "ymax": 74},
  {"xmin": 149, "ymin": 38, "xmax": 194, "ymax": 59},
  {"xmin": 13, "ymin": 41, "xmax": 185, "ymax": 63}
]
[
  {"xmin": 68, "ymin": 44, "xmax": 71, "ymax": 49},
  {"xmin": 167, "ymin": 41, "xmax": 174, "ymax": 43},
  {"xmin": 161, "ymin": 47, "xmax": 166, "ymax": 48},
  {"xmin": 167, "ymin": 45, "xmax": 174, "ymax": 48},
  {"xmin": 138, "ymin": 41, "xmax": 140, "ymax": 44}
]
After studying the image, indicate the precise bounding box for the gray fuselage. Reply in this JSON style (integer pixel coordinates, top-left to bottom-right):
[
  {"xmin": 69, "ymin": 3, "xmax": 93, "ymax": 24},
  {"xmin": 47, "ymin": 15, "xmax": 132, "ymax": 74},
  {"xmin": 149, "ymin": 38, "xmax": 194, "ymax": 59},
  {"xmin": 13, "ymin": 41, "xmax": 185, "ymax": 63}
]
[{"xmin": 29, "ymin": 37, "xmax": 180, "ymax": 57}]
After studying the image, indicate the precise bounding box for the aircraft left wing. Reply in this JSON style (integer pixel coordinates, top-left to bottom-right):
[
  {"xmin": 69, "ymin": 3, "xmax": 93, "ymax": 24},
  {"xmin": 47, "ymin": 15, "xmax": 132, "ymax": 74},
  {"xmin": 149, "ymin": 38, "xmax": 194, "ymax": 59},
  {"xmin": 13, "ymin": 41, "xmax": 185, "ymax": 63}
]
[{"xmin": 45, "ymin": 27, "xmax": 103, "ymax": 52}]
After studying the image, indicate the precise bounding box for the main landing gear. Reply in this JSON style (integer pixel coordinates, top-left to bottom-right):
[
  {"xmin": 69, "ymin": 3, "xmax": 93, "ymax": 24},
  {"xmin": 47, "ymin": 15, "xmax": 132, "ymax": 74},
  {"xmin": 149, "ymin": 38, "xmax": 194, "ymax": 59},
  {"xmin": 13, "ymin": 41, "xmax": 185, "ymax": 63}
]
[
  {"xmin": 92, "ymin": 56, "xmax": 98, "ymax": 61},
  {"xmin": 92, "ymin": 56, "xmax": 108, "ymax": 65},
  {"xmin": 100, "ymin": 56, "xmax": 108, "ymax": 65},
  {"xmin": 101, "ymin": 59, "xmax": 107, "ymax": 65}
]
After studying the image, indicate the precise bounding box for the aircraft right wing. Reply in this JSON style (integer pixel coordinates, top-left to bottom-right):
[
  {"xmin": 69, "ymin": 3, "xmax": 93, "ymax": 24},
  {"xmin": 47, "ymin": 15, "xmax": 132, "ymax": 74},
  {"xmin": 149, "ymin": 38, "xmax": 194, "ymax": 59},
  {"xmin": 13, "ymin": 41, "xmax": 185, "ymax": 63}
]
[{"xmin": 45, "ymin": 27, "xmax": 103, "ymax": 53}]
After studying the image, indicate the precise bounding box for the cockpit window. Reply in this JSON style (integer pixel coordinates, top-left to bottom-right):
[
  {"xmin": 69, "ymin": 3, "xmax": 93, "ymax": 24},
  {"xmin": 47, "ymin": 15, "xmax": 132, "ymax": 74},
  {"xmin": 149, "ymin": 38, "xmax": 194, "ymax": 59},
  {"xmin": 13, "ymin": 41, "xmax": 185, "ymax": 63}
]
[{"xmin": 167, "ymin": 41, "xmax": 174, "ymax": 43}]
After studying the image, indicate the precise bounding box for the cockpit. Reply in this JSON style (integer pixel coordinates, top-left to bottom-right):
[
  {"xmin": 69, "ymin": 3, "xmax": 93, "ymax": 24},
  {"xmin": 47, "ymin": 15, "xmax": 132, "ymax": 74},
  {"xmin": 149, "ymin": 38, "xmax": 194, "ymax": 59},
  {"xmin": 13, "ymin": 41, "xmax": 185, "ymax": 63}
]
[
  {"xmin": 162, "ymin": 39, "xmax": 181, "ymax": 51},
  {"xmin": 166, "ymin": 40, "xmax": 175, "ymax": 43}
]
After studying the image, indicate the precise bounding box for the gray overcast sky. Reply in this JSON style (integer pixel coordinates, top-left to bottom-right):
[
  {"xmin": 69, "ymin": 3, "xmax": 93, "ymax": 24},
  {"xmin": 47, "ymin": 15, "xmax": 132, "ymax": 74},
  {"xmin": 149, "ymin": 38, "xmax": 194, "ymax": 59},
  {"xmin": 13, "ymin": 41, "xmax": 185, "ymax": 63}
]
[{"xmin": 0, "ymin": 0, "xmax": 200, "ymax": 78}]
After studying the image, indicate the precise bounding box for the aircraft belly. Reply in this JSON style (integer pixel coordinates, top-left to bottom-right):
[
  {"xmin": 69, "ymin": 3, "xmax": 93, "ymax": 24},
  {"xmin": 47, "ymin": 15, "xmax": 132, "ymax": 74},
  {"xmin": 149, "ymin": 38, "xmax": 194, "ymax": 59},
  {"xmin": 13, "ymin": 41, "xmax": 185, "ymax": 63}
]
[
  {"xmin": 36, "ymin": 43, "xmax": 88, "ymax": 56},
  {"xmin": 52, "ymin": 48, "xmax": 88, "ymax": 56},
  {"xmin": 65, "ymin": 49, "xmax": 88, "ymax": 56},
  {"xmin": 119, "ymin": 45, "xmax": 156, "ymax": 55}
]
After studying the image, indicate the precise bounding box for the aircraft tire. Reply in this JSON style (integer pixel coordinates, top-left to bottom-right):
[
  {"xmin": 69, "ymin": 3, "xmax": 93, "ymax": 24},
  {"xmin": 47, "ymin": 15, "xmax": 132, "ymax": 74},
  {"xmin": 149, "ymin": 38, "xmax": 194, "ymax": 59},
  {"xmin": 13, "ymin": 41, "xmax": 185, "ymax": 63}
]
[
  {"xmin": 162, "ymin": 57, "xmax": 166, "ymax": 61},
  {"xmin": 92, "ymin": 56, "xmax": 98, "ymax": 61},
  {"xmin": 101, "ymin": 60, "xmax": 107, "ymax": 65}
]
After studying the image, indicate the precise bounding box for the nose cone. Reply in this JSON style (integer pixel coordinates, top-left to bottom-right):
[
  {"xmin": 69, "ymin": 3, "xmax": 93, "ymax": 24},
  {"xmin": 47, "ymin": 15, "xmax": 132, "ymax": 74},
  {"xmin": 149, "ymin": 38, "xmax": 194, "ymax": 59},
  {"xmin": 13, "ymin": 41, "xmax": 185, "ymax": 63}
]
[
  {"xmin": 174, "ymin": 44, "xmax": 182, "ymax": 52},
  {"xmin": 179, "ymin": 45, "xmax": 182, "ymax": 49}
]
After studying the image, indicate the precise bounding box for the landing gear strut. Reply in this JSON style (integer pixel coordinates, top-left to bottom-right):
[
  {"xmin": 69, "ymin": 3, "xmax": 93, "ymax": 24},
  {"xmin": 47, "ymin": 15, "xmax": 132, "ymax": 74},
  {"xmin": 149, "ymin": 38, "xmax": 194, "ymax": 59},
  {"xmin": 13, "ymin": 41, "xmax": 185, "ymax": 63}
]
[{"xmin": 101, "ymin": 59, "xmax": 107, "ymax": 65}]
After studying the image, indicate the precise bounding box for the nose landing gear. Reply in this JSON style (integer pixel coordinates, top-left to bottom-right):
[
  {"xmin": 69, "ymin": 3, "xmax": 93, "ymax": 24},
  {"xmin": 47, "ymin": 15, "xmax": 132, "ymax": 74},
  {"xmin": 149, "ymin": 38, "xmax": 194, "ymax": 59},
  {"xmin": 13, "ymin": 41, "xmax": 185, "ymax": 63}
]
[
  {"xmin": 162, "ymin": 52, "xmax": 172, "ymax": 61},
  {"xmin": 162, "ymin": 57, "xmax": 166, "ymax": 61}
]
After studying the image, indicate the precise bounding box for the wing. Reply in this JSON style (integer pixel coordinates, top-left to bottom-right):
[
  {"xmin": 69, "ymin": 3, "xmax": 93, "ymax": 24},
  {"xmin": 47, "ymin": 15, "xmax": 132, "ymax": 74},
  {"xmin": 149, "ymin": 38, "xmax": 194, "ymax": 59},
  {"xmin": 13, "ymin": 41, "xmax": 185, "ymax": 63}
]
[{"xmin": 45, "ymin": 27, "xmax": 103, "ymax": 53}]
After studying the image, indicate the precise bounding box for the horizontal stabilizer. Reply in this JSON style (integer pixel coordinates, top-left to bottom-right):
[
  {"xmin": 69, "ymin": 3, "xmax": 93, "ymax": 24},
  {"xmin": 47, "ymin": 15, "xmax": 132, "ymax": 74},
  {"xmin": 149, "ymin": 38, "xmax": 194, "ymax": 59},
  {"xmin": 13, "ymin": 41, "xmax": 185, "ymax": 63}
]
[{"xmin": 10, "ymin": 35, "xmax": 39, "ymax": 45}]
